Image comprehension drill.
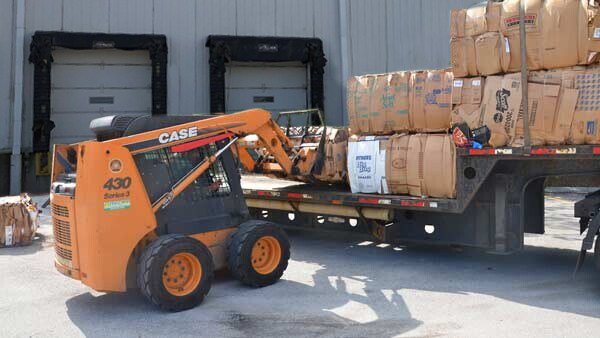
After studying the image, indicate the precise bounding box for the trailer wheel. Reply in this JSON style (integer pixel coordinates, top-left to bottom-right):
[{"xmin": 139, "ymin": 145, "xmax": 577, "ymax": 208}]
[
  {"xmin": 227, "ymin": 221, "xmax": 290, "ymax": 287},
  {"xmin": 137, "ymin": 235, "xmax": 214, "ymax": 312}
]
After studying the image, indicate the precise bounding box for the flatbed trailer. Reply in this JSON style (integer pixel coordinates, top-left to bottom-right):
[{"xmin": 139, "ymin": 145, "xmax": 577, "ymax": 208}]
[{"xmin": 242, "ymin": 144, "xmax": 600, "ymax": 260}]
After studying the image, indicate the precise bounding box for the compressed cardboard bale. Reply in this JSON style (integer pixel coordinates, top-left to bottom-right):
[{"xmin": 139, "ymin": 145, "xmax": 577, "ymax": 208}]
[
  {"xmin": 0, "ymin": 195, "xmax": 39, "ymax": 247},
  {"xmin": 465, "ymin": 5, "xmax": 488, "ymax": 37},
  {"xmin": 480, "ymin": 76, "xmax": 522, "ymax": 147},
  {"xmin": 347, "ymin": 136, "xmax": 389, "ymax": 194},
  {"xmin": 475, "ymin": 32, "xmax": 510, "ymax": 75},
  {"xmin": 421, "ymin": 69, "xmax": 453, "ymax": 132},
  {"xmin": 450, "ymin": 37, "xmax": 477, "ymax": 78},
  {"xmin": 369, "ymin": 72, "xmax": 411, "ymax": 134},
  {"xmin": 355, "ymin": 75, "xmax": 376, "ymax": 134},
  {"xmin": 409, "ymin": 71, "xmax": 427, "ymax": 130},
  {"xmin": 314, "ymin": 127, "xmax": 349, "ymax": 183},
  {"xmin": 513, "ymin": 83, "xmax": 561, "ymax": 146},
  {"xmin": 347, "ymin": 76, "xmax": 359, "ymax": 134},
  {"xmin": 450, "ymin": 9, "xmax": 467, "ymax": 38},
  {"xmin": 547, "ymin": 88, "xmax": 579, "ymax": 145},
  {"xmin": 500, "ymin": 0, "xmax": 544, "ymax": 72},
  {"xmin": 451, "ymin": 104, "xmax": 481, "ymax": 129},
  {"xmin": 570, "ymin": 68, "xmax": 600, "ymax": 144},
  {"xmin": 406, "ymin": 134, "xmax": 428, "ymax": 197},
  {"xmin": 423, "ymin": 135, "xmax": 457, "ymax": 199},
  {"xmin": 486, "ymin": 1, "xmax": 502, "ymax": 32},
  {"xmin": 385, "ymin": 134, "xmax": 410, "ymax": 195},
  {"xmin": 452, "ymin": 77, "xmax": 484, "ymax": 105},
  {"xmin": 541, "ymin": 0, "xmax": 582, "ymax": 69},
  {"xmin": 388, "ymin": 72, "xmax": 411, "ymax": 133}
]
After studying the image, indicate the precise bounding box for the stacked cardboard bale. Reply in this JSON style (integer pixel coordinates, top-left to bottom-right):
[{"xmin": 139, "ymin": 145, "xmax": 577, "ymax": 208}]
[
  {"xmin": 0, "ymin": 195, "xmax": 39, "ymax": 247},
  {"xmin": 346, "ymin": 69, "xmax": 457, "ymax": 198}
]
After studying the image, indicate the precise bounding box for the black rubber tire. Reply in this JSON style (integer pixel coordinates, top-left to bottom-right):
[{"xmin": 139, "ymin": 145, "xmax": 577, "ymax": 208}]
[
  {"xmin": 227, "ymin": 220, "xmax": 290, "ymax": 287},
  {"xmin": 137, "ymin": 234, "xmax": 214, "ymax": 312}
]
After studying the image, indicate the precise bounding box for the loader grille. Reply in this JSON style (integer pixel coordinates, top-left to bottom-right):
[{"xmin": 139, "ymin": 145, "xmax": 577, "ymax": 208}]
[
  {"xmin": 52, "ymin": 204, "xmax": 69, "ymax": 218},
  {"xmin": 55, "ymin": 245, "xmax": 73, "ymax": 261},
  {"xmin": 53, "ymin": 219, "xmax": 71, "ymax": 247}
]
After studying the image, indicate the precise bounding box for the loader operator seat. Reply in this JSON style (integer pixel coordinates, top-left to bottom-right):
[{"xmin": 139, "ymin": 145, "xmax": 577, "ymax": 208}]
[{"xmin": 89, "ymin": 115, "xmax": 214, "ymax": 141}]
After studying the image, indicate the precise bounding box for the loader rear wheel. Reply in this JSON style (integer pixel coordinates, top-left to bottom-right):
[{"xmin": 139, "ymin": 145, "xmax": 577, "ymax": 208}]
[
  {"xmin": 227, "ymin": 221, "xmax": 290, "ymax": 287},
  {"xmin": 137, "ymin": 235, "xmax": 214, "ymax": 312}
]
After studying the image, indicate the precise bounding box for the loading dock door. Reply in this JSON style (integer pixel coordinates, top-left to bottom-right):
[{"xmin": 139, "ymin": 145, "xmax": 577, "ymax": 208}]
[
  {"xmin": 50, "ymin": 48, "xmax": 152, "ymax": 146},
  {"xmin": 225, "ymin": 62, "xmax": 308, "ymax": 125}
]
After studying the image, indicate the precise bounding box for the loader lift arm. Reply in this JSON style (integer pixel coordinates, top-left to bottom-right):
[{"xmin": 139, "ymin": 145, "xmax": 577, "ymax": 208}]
[{"xmin": 101, "ymin": 108, "xmax": 317, "ymax": 177}]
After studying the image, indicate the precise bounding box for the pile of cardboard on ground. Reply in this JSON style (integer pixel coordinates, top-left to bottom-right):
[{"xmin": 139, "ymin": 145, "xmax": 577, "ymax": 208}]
[{"xmin": 0, "ymin": 194, "xmax": 39, "ymax": 247}]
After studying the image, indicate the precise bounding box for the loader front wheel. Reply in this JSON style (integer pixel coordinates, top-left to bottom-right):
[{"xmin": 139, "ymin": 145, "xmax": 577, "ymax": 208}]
[
  {"xmin": 227, "ymin": 221, "xmax": 290, "ymax": 287},
  {"xmin": 137, "ymin": 235, "xmax": 214, "ymax": 312}
]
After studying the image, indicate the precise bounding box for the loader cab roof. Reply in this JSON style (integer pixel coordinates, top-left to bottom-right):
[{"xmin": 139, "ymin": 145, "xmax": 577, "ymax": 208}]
[{"xmin": 89, "ymin": 115, "xmax": 214, "ymax": 141}]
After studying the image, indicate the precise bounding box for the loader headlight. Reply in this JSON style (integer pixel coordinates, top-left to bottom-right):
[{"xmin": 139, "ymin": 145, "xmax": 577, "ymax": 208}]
[{"xmin": 109, "ymin": 159, "xmax": 123, "ymax": 173}]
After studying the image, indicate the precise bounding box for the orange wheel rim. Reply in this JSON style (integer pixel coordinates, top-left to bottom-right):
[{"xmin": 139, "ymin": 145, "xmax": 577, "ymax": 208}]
[
  {"xmin": 251, "ymin": 236, "xmax": 282, "ymax": 275},
  {"xmin": 162, "ymin": 252, "xmax": 202, "ymax": 296}
]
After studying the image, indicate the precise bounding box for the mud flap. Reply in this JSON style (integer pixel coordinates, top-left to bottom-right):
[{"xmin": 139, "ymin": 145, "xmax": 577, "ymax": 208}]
[{"xmin": 574, "ymin": 214, "xmax": 600, "ymax": 275}]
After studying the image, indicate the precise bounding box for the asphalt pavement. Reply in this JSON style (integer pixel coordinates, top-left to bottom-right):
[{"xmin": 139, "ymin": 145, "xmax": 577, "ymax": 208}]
[{"xmin": 1, "ymin": 194, "xmax": 599, "ymax": 337}]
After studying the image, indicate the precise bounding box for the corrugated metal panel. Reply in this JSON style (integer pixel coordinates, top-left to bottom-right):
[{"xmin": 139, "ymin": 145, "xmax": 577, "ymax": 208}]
[
  {"xmin": 196, "ymin": 0, "xmax": 237, "ymax": 114},
  {"xmin": 314, "ymin": 0, "xmax": 343, "ymax": 126},
  {"xmin": 0, "ymin": 0, "xmax": 13, "ymax": 152},
  {"xmin": 275, "ymin": 0, "xmax": 314, "ymax": 37},
  {"xmin": 349, "ymin": 0, "xmax": 482, "ymax": 75},
  {"xmin": 154, "ymin": 0, "xmax": 197, "ymax": 115},
  {"xmin": 62, "ymin": 0, "xmax": 109, "ymax": 33},
  {"xmin": 109, "ymin": 0, "xmax": 154, "ymax": 34},
  {"xmin": 236, "ymin": 0, "xmax": 276, "ymax": 36}
]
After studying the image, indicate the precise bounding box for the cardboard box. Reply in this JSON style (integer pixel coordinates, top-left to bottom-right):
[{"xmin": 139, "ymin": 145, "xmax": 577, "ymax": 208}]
[
  {"xmin": 409, "ymin": 71, "xmax": 427, "ymax": 130},
  {"xmin": 354, "ymin": 75, "xmax": 376, "ymax": 134},
  {"xmin": 451, "ymin": 2, "xmax": 502, "ymax": 38},
  {"xmin": 0, "ymin": 195, "xmax": 39, "ymax": 247},
  {"xmin": 451, "ymin": 104, "xmax": 482, "ymax": 129},
  {"xmin": 347, "ymin": 136, "xmax": 389, "ymax": 194},
  {"xmin": 450, "ymin": 37, "xmax": 477, "ymax": 78},
  {"xmin": 452, "ymin": 77, "xmax": 484, "ymax": 105},
  {"xmin": 450, "ymin": 9, "xmax": 467, "ymax": 38},
  {"xmin": 513, "ymin": 83, "xmax": 561, "ymax": 146},
  {"xmin": 480, "ymin": 76, "xmax": 522, "ymax": 147},
  {"xmin": 475, "ymin": 32, "xmax": 510, "ymax": 75},
  {"xmin": 406, "ymin": 134, "xmax": 428, "ymax": 197},
  {"xmin": 385, "ymin": 134, "xmax": 410, "ymax": 195}
]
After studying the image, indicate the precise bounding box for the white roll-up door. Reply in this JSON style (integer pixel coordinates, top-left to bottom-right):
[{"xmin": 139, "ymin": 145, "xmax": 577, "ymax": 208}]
[
  {"xmin": 50, "ymin": 48, "xmax": 152, "ymax": 146},
  {"xmin": 225, "ymin": 62, "xmax": 308, "ymax": 125}
]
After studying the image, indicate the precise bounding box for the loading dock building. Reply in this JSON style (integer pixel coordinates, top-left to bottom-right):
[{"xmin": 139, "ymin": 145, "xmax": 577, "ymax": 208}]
[{"xmin": 0, "ymin": 0, "xmax": 479, "ymax": 193}]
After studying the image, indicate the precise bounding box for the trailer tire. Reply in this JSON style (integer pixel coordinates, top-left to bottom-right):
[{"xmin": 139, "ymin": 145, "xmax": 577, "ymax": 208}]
[
  {"xmin": 227, "ymin": 221, "xmax": 290, "ymax": 287},
  {"xmin": 137, "ymin": 234, "xmax": 214, "ymax": 312}
]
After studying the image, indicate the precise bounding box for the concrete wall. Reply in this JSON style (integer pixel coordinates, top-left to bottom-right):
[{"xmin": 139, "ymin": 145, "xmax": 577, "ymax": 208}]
[{"xmin": 0, "ymin": 0, "xmax": 14, "ymax": 153}]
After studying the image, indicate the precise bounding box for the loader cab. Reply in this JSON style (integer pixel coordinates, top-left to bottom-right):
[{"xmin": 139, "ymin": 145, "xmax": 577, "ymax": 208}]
[{"xmin": 90, "ymin": 115, "xmax": 250, "ymax": 235}]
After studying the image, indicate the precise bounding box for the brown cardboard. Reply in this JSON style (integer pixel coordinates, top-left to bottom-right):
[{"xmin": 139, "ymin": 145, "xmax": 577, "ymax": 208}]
[
  {"xmin": 541, "ymin": 0, "xmax": 581, "ymax": 69},
  {"xmin": 347, "ymin": 76, "xmax": 359, "ymax": 134},
  {"xmin": 450, "ymin": 37, "xmax": 477, "ymax": 78},
  {"xmin": 450, "ymin": 9, "xmax": 466, "ymax": 38},
  {"xmin": 465, "ymin": 5, "xmax": 487, "ymax": 37},
  {"xmin": 406, "ymin": 134, "xmax": 428, "ymax": 197},
  {"xmin": 423, "ymin": 135, "xmax": 456, "ymax": 199},
  {"xmin": 409, "ymin": 71, "xmax": 427, "ymax": 131},
  {"xmin": 452, "ymin": 77, "xmax": 484, "ymax": 105},
  {"xmin": 480, "ymin": 76, "xmax": 522, "ymax": 147},
  {"xmin": 355, "ymin": 75, "xmax": 375, "ymax": 134},
  {"xmin": 314, "ymin": 128, "xmax": 349, "ymax": 183},
  {"xmin": 0, "ymin": 195, "xmax": 38, "ymax": 247},
  {"xmin": 570, "ymin": 68, "xmax": 600, "ymax": 144},
  {"xmin": 451, "ymin": 104, "xmax": 481, "ymax": 129},
  {"xmin": 385, "ymin": 134, "xmax": 410, "ymax": 195},
  {"xmin": 369, "ymin": 72, "xmax": 411, "ymax": 134},
  {"xmin": 547, "ymin": 88, "xmax": 578, "ymax": 145},
  {"xmin": 486, "ymin": 1, "xmax": 502, "ymax": 32},
  {"xmin": 370, "ymin": 74, "xmax": 391, "ymax": 134},
  {"xmin": 420, "ymin": 69, "xmax": 453, "ymax": 132},
  {"xmin": 513, "ymin": 83, "xmax": 561, "ymax": 146},
  {"xmin": 475, "ymin": 32, "xmax": 510, "ymax": 75}
]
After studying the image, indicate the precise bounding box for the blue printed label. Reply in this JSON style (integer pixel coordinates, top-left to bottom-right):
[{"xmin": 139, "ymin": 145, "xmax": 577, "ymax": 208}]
[{"xmin": 587, "ymin": 121, "xmax": 596, "ymax": 135}]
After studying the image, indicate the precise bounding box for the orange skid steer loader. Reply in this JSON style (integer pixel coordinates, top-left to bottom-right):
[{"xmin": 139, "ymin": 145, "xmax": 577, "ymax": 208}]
[{"xmin": 50, "ymin": 109, "xmax": 322, "ymax": 311}]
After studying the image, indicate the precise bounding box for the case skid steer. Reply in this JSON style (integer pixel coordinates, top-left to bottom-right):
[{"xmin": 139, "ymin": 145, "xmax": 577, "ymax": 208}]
[{"xmin": 50, "ymin": 108, "xmax": 323, "ymax": 311}]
